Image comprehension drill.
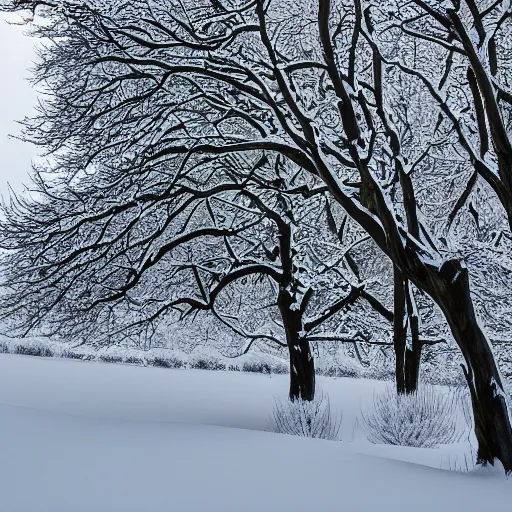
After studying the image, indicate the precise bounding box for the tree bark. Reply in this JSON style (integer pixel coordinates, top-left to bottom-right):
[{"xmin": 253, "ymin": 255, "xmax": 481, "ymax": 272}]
[
  {"xmin": 404, "ymin": 345, "xmax": 421, "ymax": 394},
  {"xmin": 393, "ymin": 266, "xmax": 407, "ymax": 394},
  {"xmin": 276, "ymin": 214, "xmax": 315, "ymax": 402},
  {"xmin": 393, "ymin": 267, "xmax": 422, "ymax": 394},
  {"xmin": 422, "ymin": 258, "xmax": 512, "ymax": 469},
  {"xmin": 278, "ymin": 291, "xmax": 315, "ymax": 402},
  {"xmin": 288, "ymin": 335, "xmax": 315, "ymax": 402},
  {"xmin": 404, "ymin": 278, "xmax": 421, "ymax": 394}
]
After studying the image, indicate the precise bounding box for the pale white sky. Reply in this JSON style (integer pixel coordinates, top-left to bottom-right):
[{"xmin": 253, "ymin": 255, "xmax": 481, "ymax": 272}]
[{"xmin": 0, "ymin": 17, "xmax": 38, "ymax": 197}]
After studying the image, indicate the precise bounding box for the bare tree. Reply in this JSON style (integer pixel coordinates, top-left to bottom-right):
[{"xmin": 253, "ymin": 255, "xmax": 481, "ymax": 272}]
[{"xmin": 0, "ymin": 147, "xmax": 391, "ymax": 401}]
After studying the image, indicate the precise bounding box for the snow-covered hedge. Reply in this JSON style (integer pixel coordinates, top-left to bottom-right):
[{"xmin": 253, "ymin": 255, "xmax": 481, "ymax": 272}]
[{"xmin": 1, "ymin": 335, "xmax": 510, "ymax": 392}]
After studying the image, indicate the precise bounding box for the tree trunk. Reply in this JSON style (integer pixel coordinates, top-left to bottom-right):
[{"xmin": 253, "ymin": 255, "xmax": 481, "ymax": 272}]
[
  {"xmin": 404, "ymin": 278, "xmax": 421, "ymax": 394},
  {"xmin": 424, "ymin": 259, "xmax": 512, "ymax": 470},
  {"xmin": 393, "ymin": 267, "xmax": 422, "ymax": 394},
  {"xmin": 278, "ymin": 291, "xmax": 315, "ymax": 402},
  {"xmin": 288, "ymin": 334, "xmax": 315, "ymax": 402},
  {"xmin": 404, "ymin": 345, "xmax": 421, "ymax": 394},
  {"xmin": 393, "ymin": 266, "xmax": 407, "ymax": 394},
  {"xmin": 276, "ymin": 213, "xmax": 315, "ymax": 402}
]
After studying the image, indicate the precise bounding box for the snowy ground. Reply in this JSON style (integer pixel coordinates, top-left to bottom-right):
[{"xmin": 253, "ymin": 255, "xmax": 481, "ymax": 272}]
[{"xmin": 0, "ymin": 354, "xmax": 510, "ymax": 511}]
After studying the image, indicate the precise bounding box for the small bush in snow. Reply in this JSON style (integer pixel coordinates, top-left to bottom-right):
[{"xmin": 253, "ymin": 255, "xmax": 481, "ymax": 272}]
[
  {"xmin": 242, "ymin": 361, "xmax": 271, "ymax": 374},
  {"xmin": 361, "ymin": 384, "xmax": 469, "ymax": 448},
  {"xmin": 317, "ymin": 364, "xmax": 360, "ymax": 379},
  {"xmin": 125, "ymin": 356, "xmax": 144, "ymax": 366},
  {"xmin": 151, "ymin": 356, "xmax": 184, "ymax": 369},
  {"xmin": 60, "ymin": 349, "xmax": 85, "ymax": 360},
  {"xmin": 0, "ymin": 341, "xmax": 9, "ymax": 354},
  {"xmin": 189, "ymin": 358, "xmax": 226, "ymax": 371},
  {"xmin": 14, "ymin": 344, "xmax": 53, "ymax": 358},
  {"xmin": 98, "ymin": 354, "xmax": 124, "ymax": 364},
  {"xmin": 270, "ymin": 362, "xmax": 289, "ymax": 375},
  {"xmin": 270, "ymin": 391, "xmax": 341, "ymax": 440}
]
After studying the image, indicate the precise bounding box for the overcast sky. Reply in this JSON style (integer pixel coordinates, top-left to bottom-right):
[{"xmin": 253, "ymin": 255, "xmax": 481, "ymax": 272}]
[{"xmin": 0, "ymin": 17, "xmax": 38, "ymax": 197}]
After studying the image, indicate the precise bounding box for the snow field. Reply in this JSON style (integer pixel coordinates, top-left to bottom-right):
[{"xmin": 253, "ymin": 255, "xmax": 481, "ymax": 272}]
[{"xmin": 0, "ymin": 354, "xmax": 510, "ymax": 511}]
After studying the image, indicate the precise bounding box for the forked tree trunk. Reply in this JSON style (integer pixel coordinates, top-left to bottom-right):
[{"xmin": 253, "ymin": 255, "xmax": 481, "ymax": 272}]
[
  {"xmin": 425, "ymin": 259, "xmax": 512, "ymax": 470},
  {"xmin": 278, "ymin": 291, "xmax": 315, "ymax": 402},
  {"xmin": 276, "ymin": 215, "xmax": 315, "ymax": 402}
]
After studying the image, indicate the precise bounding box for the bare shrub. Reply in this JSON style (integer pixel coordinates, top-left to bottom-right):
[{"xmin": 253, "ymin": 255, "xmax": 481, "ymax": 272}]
[
  {"xmin": 14, "ymin": 344, "xmax": 53, "ymax": 358},
  {"xmin": 125, "ymin": 356, "xmax": 144, "ymax": 366},
  {"xmin": 238, "ymin": 360, "xmax": 288, "ymax": 375},
  {"xmin": 98, "ymin": 354, "xmax": 123, "ymax": 364},
  {"xmin": 318, "ymin": 365, "xmax": 359, "ymax": 378},
  {"xmin": 270, "ymin": 362, "xmax": 289, "ymax": 375},
  {"xmin": 61, "ymin": 349, "xmax": 86, "ymax": 360},
  {"xmin": 243, "ymin": 361, "xmax": 271, "ymax": 374},
  {"xmin": 189, "ymin": 358, "xmax": 226, "ymax": 371},
  {"xmin": 270, "ymin": 391, "xmax": 341, "ymax": 440},
  {"xmin": 362, "ymin": 384, "xmax": 470, "ymax": 448},
  {"xmin": 150, "ymin": 356, "xmax": 184, "ymax": 369}
]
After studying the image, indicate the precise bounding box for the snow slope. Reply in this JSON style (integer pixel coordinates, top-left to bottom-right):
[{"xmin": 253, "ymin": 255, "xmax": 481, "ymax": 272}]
[
  {"xmin": 0, "ymin": 352, "xmax": 375, "ymax": 435},
  {"xmin": 0, "ymin": 354, "xmax": 510, "ymax": 511}
]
